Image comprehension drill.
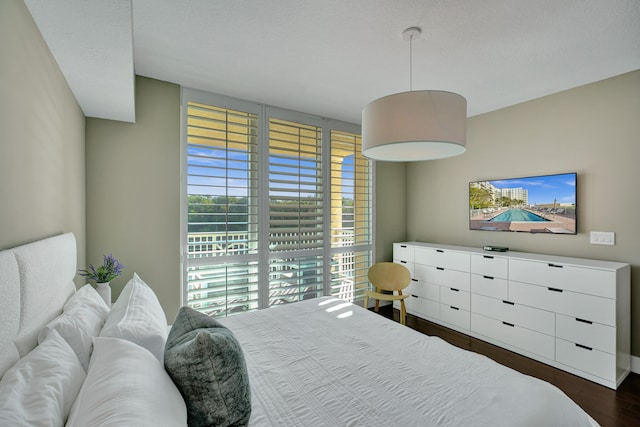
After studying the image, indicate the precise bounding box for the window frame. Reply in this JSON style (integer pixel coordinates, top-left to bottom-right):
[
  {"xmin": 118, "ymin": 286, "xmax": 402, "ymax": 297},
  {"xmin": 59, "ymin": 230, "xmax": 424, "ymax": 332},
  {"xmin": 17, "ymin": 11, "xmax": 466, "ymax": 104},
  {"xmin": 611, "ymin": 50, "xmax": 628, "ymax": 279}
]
[{"xmin": 180, "ymin": 87, "xmax": 375, "ymax": 314}]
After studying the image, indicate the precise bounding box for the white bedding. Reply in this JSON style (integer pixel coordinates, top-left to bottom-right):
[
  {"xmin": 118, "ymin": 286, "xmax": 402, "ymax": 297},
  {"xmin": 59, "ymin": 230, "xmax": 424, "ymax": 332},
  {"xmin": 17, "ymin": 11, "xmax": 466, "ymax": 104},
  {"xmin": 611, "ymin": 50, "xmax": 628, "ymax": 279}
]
[
  {"xmin": 220, "ymin": 297, "xmax": 596, "ymax": 427},
  {"xmin": 0, "ymin": 233, "xmax": 596, "ymax": 426}
]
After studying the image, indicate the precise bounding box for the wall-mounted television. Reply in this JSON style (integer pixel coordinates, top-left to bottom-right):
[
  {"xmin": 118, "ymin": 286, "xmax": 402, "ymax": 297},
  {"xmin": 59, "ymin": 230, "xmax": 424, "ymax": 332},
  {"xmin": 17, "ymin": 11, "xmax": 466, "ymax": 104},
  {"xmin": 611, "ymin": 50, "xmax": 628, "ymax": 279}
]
[{"xmin": 469, "ymin": 172, "xmax": 577, "ymax": 234}]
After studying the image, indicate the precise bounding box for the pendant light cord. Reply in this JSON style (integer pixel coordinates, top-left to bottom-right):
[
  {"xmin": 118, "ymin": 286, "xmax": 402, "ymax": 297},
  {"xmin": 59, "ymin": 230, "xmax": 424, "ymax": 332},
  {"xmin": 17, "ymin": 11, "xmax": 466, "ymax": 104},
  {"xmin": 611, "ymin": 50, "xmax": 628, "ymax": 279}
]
[
  {"xmin": 402, "ymin": 27, "xmax": 421, "ymax": 92},
  {"xmin": 409, "ymin": 32, "xmax": 413, "ymax": 91}
]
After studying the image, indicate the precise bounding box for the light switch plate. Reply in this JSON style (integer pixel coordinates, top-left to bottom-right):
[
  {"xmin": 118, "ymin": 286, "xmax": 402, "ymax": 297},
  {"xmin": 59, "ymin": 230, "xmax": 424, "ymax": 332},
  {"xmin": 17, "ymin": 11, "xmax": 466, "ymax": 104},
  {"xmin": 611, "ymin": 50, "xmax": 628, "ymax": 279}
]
[{"xmin": 590, "ymin": 231, "xmax": 615, "ymax": 245}]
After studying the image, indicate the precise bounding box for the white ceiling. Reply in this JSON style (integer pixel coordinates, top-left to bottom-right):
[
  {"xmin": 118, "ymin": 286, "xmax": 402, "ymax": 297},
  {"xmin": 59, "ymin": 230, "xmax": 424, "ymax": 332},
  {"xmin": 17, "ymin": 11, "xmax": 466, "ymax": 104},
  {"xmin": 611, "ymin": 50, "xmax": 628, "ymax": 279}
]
[
  {"xmin": 25, "ymin": 0, "xmax": 135, "ymax": 122},
  {"xmin": 25, "ymin": 0, "xmax": 640, "ymax": 125}
]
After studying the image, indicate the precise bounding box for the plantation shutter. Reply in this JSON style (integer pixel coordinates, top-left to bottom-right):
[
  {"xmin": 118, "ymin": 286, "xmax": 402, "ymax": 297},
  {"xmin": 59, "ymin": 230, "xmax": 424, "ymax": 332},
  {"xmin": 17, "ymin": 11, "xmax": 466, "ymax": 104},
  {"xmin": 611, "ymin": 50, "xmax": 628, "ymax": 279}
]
[
  {"xmin": 182, "ymin": 89, "xmax": 374, "ymax": 317},
  {"xmin": 267, "ymin": 116, "xmax": 324, "ymax": 305},
  {"xmin": 185, "ymin": 100, "xmax": 260, "ymax": 316},
  {"xmin": 329, "ymin": 129, "xmax": 373, "ymax": 301}
]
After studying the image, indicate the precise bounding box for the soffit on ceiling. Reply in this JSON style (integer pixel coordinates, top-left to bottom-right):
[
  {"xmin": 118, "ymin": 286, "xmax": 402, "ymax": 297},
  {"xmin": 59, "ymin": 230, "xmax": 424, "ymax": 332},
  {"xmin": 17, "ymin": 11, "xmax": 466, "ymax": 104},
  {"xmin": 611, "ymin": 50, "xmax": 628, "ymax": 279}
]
[
  {"xmin": 24, "ymin": 0, "xmax": 640, "ymax": 125},
  {"xmin": 24, "ymin": 0, "xmax": 135, "ymax": 123}
]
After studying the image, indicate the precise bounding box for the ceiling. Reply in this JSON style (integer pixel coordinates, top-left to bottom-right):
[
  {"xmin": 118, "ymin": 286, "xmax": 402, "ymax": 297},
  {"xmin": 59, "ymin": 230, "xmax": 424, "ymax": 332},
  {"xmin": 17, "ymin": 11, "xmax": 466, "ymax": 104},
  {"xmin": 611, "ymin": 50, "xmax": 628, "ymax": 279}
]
[{"xmin": 25, "ymin": 0, "xmax": 640, "ymax": 125}]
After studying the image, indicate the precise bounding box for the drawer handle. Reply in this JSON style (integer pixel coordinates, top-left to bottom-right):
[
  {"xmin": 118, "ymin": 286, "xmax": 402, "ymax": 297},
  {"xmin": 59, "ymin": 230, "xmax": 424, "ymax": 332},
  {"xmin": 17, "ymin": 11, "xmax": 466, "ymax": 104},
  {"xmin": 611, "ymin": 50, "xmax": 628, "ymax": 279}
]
[
  {"xmin": 502, "ymin": 321, "xmax": 515, "ymax": 327},
  {"xmin": 400, "ymin": 260, "xmax": 407, "ymax": 264},
  {"xmin": 502, "ymin": 300, "xmax": 515, "ymax": 306},
  {"xmin": 483, "ymin": 275, "xmax": 494, "ymax": 280},
  {"xmin": 450, "ymin": 306, "xmax": 459, "ymax": 311},
  {"xmin": 548, "ymin": 263, "xmax": 563, "ymax": 268},
  {"xmin": 547, "ymin": 287, "xmax": 563, "ymax": 293},
  {"xmin": 450, "ymin": 288, "xmax": 460, "ymax": 292},
  {"xmin": 483, "ymin": 255, "xmax": 494, "ymax": 259},
  {"xmin": 575, "ymin": 343, "xmax": 593, "ymax": 351},
  {"xmin": 411, "ymin": 294, "xmax": 418, "ymax": 298},
  {"xmin": 411, "ymin": 278, "xmax": 418, "ymax": 282},
  {"xmin": 576, "ymin": 318, "xmax": 593, "ymax": 325},
  {"xmin": 400, "ymin": 245, "xmax": 407, "ymax": 248},
  {"xmin": 436, "ymin": 249, "xmax": 444, "ymax": 253},
  {"xmin": 436, "ymin": 267, "xmax": 445, "ymax": 271}
]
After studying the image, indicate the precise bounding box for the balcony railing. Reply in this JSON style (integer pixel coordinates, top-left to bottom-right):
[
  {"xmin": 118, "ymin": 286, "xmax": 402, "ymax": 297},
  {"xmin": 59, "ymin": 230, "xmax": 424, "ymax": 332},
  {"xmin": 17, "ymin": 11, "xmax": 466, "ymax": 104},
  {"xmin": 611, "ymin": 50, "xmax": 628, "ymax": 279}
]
[{"xmin": 186, "ymin": 230, "xmax": 364, "ymax": 317}]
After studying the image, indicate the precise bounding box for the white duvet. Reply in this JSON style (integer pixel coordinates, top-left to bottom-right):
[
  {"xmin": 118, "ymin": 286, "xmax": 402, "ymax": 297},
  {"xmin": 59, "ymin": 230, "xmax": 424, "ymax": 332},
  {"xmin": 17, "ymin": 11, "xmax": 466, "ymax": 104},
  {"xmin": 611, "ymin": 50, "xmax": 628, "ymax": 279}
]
[{"xmin": 220, "ymin": 297, "xmax": 596, "ymax": 427}]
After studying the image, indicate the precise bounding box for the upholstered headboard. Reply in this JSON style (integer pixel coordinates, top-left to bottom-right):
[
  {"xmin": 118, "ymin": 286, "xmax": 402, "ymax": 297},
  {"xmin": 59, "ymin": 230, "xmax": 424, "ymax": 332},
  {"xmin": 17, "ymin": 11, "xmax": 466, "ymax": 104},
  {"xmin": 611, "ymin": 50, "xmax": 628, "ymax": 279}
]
[{"xmin": 0, "ymin": 233, "xmax": 77, "ymax": 377}]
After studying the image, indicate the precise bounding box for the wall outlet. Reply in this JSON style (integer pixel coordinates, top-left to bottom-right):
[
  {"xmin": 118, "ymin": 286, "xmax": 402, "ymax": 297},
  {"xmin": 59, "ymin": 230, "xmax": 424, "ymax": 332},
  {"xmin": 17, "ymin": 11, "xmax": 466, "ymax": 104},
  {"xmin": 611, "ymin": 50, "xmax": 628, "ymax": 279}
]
[{"xmin": 590, "ymin": 231, "xmax": 615, "ymax": 245}]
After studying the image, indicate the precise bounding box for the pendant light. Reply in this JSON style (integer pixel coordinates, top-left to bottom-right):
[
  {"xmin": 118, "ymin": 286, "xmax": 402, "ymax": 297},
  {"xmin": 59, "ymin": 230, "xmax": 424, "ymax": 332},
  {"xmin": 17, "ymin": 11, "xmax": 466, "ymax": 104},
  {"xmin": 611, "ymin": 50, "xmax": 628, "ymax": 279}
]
[{"xmin": 361, "ymin": 27, "xmax": 467, "ymax": 162}]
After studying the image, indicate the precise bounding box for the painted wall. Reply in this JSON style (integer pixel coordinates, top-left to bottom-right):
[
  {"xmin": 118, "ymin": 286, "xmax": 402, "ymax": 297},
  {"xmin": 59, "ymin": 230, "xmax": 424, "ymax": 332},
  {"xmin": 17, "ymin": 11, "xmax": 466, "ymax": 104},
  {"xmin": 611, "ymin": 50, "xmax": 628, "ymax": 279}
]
[
  {"xmin": 406, "ymin": 70, "xmax": 640, "ymax": 355},
  {"xmin": 375, "ymin": 161, "xmax": 407, "ymax": 261},
  {"xmin": 0, "ymin": 0, "xmax": 86, "ymax": 277},
  {"xmin": 85, "ymin": 77, "xmax": 181, "ymax": 322}
]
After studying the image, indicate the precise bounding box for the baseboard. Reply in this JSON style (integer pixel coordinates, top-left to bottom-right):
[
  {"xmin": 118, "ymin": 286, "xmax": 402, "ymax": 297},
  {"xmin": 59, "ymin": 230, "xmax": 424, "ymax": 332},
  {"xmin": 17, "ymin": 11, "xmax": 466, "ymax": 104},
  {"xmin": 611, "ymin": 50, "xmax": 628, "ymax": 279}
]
[{"xmin": 632, "ymin": 355, "xmax": 640, "ymax": 374}]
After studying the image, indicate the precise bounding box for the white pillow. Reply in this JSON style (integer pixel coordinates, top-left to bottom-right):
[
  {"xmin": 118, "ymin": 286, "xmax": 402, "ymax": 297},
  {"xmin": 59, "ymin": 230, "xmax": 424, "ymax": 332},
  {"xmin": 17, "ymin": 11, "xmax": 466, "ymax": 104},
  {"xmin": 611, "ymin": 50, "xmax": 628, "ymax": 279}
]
[
  {"xmin": 38, "ymin": 299, "xmax": 108, "ymax": 371},
  {"xmin": 66, "ymin": 337, "xmax": 187, "ymax": 427},
  {"xmin": 64, "ymin": 284, "xmax": 110, "ymax": 314},
  {"xmin": 0, "ymin": 330, "xmax": 85, "ymax": 427},
  {"xmin": 99, "ymin": 273, "xmax": 168, "ymax": 363}
]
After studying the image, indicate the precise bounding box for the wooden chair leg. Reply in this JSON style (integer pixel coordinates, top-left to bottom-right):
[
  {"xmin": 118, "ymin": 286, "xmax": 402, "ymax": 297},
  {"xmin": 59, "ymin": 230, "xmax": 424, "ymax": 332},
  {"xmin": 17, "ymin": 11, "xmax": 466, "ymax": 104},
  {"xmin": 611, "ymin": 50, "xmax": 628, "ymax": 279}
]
[
  {"xmin": 400, "ymin": 300, "xmax": 407, "ymax": 325},
  {"xmin": 374, "ymin": 299, "xmax": 380, "ymax": 312}
]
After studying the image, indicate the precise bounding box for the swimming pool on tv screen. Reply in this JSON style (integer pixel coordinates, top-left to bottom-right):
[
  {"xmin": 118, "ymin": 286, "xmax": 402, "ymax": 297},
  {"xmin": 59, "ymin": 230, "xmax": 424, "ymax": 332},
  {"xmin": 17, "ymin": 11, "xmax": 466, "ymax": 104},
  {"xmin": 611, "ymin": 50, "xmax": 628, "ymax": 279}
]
[{"xmin": 488, "ymin": 209, "xmax": 549, "ymax": 222}]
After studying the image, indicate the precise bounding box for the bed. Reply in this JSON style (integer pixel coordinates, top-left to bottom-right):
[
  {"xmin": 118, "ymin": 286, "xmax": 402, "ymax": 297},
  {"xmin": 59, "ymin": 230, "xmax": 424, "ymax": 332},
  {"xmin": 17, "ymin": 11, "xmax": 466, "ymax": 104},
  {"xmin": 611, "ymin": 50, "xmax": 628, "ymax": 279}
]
[{"xmin": 0, "ymin": 233, "xmax": 598, "ymax": 426}]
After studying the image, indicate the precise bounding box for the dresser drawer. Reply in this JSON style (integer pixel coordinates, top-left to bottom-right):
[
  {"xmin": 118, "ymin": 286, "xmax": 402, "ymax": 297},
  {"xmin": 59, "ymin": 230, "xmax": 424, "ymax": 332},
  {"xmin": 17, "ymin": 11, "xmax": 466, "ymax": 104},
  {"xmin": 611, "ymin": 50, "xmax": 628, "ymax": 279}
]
[
  {"xmin": 393, "ymin": 243, "xmax": 414, "ymax": 263},
  {"xmin": 420, "ymin": 265, "xmax": 470, "ymax": 291},
  {"xmin": 471, "ymin": 274, "xmax": 508, "ymax": 299},
  {"xmin": 440, "ymin": 304, "xmax": 470, "ymax": 331},
  {"xmin": 398, "ymin": 295, "xmax": 439, "ymax": 321},
  {"xmin": 509, "ymin": 280, "xmax": 615, "ymax": 326},
  {"xmin": 393, "ymin": 259, "xmax": 414, "ymax": 277},
  {"xmin": 471, "ymin": 254, "xmax": 508, "ymax": 278},
  {"xmin": 413, "ymin": 263, "xmax": 432, "ymax": 282},
  {"xmin": 471, "ymin": 293, "xmax": 554, "ymax": 335},
  {"xmin": 441, "ymin": 288, "xmax": 470, "ymax": 311},
  {"xmin": 556, "ymin": 314, "xmax": 616, "ymax": 354},
  {"xmin": 406, "ymin": 279, "xmax": 439, "ymax": 302},
  {"xmin": 556, "ymin": 338, "xmax": 616, "ymax": 381},
  {"xmin": 471, "ymin": 313, "xmax": 555, "ymax": 360},
  {"xmin": 509, "ymin": 259, "xmax": 615, "ymax": 298},
  {"xmin": 415, "ymin": 247, "xmax": 470, "ymax": 272}
]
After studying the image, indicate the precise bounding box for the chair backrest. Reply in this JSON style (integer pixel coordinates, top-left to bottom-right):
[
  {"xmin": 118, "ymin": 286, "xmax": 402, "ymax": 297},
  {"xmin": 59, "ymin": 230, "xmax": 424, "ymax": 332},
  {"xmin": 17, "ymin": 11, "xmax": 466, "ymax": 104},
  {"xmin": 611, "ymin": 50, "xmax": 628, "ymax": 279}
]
[{"xmin": 368, "ymin": 262, "xmax": 411, "ymax": 292}]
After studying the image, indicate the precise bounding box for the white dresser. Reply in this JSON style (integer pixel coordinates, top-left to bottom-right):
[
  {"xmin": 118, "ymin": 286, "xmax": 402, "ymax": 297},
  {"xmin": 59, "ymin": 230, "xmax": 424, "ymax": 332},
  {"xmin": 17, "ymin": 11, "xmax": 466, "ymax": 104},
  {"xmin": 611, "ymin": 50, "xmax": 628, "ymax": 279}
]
[{"xmin": 393, "ymin": 242, "xmax": 631, "ymax": 389}]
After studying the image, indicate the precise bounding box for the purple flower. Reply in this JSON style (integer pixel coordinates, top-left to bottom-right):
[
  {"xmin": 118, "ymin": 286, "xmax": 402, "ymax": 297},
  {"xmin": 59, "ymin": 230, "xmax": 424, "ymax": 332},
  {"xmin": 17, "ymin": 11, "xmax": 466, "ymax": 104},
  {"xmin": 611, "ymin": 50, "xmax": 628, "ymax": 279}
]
[{"xmin": 79, "ymin": 254, "xmax": 125, "ymax": 283}]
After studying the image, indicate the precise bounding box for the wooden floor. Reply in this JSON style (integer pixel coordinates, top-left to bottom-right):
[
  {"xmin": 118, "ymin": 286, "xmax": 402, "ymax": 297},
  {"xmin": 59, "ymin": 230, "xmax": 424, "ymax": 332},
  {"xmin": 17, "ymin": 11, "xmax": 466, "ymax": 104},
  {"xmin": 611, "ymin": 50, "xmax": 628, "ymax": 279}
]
[{"xmin": 373, "ymin": 306, "xmax": 640, "ymax": 427}]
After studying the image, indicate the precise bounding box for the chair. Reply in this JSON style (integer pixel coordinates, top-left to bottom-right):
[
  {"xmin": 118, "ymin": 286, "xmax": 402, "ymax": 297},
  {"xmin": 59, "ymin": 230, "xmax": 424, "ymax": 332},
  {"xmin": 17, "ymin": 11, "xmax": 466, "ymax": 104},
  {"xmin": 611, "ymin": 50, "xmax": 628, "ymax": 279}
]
[{"xmin": 364, "ymin": 262, "xmax": 411, "ymax": 325}]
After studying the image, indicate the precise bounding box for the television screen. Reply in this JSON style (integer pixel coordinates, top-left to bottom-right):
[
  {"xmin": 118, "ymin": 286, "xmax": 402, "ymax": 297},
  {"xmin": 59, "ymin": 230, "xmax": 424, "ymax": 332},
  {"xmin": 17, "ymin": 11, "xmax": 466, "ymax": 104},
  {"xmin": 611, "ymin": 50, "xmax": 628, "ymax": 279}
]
[{"xmin": 469, "ymin": 172, "xmax": 577, "ymax": 234}]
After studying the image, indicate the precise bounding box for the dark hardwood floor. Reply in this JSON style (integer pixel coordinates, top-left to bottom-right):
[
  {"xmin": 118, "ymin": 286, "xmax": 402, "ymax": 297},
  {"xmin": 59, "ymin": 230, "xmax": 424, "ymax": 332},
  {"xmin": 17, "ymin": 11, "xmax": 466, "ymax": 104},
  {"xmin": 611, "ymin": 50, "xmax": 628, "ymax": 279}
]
[{"xmin": 373, "ymin": 306, "xmax": 640, "ymax": 427}]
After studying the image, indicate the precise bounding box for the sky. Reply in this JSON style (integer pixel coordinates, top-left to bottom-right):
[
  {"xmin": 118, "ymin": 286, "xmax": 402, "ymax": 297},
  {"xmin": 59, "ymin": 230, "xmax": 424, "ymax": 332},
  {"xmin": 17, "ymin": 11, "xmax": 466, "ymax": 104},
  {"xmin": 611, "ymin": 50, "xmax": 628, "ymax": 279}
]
[
  {"xmin": 188, "ymin": 145, "xmax": 356, "ymax": 198},
  {"xmin": 484, "ymin": 173, "xmax": 576, "ymax": 205}
]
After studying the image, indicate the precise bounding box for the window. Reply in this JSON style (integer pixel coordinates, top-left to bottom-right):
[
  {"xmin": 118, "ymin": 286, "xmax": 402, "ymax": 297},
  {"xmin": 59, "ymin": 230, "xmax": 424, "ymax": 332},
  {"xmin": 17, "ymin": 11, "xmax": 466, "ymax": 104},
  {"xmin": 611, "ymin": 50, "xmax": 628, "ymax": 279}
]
[
  {"xmin": 329, "ymin": 130, "xmax": 372, "ymax": 302},
  {"xmin": 267, "ymin": 116, "xmax": 324, "ymax": 305},
  {"xmin": 182, "ymin": 89, "xmax": 373, "ymax": 317}
]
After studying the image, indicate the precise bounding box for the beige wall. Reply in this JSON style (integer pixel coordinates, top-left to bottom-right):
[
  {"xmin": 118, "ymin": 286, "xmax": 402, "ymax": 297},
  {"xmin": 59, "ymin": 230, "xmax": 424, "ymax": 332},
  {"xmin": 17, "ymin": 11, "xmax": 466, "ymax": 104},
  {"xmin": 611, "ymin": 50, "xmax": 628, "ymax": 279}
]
[
  {"xmin": 406, "ymin": 70, "xmax": 640, "ymax": 355},
  {"xmin": 86, "ymin": 77, "xmax": 181, "ymax": 322},
  {"xmin": 0, "ymin": 0, "xmax": 86, "ymax": 277},
  {"xmin": 375, "ymin": 161, "xmax": 407, "ymax": 262}
]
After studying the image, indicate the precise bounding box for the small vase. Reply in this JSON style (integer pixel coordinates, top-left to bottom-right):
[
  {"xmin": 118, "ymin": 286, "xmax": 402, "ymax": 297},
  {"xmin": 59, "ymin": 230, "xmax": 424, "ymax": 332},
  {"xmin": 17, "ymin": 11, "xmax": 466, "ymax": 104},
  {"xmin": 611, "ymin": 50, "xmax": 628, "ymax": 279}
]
[{"xmin": 96, "ymin": 282, "xmax": 112, "ymax": 308}]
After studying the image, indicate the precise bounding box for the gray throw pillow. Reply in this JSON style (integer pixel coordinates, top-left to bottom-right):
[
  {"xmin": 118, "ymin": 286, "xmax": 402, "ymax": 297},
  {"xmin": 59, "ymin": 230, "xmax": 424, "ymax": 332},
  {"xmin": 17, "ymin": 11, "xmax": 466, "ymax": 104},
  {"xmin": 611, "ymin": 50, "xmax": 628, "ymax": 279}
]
[{"xmin": 164, "ymin": 306, "xmax": 251, "ymax": 427}]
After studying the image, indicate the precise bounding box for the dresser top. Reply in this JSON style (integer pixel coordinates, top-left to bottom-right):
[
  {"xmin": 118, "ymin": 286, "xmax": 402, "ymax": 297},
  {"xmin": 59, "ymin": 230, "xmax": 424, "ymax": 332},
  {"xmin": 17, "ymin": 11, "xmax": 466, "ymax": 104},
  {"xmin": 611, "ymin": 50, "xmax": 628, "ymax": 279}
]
[{"xmin": 394, "ymin": 241, "xmax": 630, "ymax": 271}]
